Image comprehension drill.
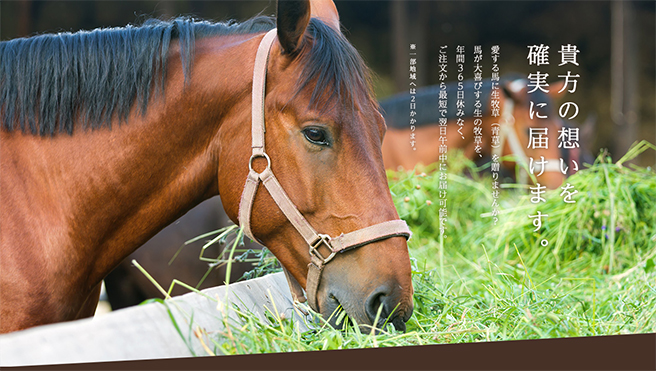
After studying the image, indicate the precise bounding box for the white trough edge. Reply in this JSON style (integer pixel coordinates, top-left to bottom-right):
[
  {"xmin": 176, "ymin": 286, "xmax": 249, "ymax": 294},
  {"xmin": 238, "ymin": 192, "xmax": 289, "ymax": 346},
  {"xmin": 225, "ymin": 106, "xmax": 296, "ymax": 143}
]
[{"xmin": 0, "ymin": 272, "xmax": 310, "ymax": 367}]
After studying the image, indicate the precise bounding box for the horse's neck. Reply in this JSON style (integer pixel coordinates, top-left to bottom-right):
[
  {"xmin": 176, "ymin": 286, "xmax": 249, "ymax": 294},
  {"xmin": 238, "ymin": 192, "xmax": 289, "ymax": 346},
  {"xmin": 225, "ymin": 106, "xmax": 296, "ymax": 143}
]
[{"xmin": 1, "ymin": 34, "xmax": 257, "ymax": 286}]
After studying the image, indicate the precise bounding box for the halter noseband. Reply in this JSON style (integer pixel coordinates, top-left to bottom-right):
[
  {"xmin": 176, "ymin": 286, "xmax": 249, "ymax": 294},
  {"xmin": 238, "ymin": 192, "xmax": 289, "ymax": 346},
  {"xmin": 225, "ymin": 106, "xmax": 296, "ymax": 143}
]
[{"xmin": 238, "ymin": 29, "xmax": 412, "ymax": 312}]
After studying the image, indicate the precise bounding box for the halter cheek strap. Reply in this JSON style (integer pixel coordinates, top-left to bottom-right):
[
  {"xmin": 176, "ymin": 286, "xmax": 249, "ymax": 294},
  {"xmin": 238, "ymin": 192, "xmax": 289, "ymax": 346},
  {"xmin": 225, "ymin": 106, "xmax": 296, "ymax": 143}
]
[{"xmin": 238, "ymin": 29, "xmax": 411, "ymax": 311}]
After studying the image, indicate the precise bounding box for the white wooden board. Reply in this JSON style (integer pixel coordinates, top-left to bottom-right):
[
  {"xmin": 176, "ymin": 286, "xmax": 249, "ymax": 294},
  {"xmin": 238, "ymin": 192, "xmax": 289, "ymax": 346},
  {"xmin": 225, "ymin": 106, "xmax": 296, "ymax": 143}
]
[{"xmin": 0, "ymin": 272, "xmax": 309, "ymax": 366}]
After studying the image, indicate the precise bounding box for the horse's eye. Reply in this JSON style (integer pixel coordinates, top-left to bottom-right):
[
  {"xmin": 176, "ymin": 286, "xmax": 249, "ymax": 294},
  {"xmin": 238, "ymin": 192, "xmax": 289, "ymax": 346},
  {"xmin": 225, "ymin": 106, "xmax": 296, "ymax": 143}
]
[{"xmin": 302, "ymin": 127, "xmax": 329, "ymax": 146}]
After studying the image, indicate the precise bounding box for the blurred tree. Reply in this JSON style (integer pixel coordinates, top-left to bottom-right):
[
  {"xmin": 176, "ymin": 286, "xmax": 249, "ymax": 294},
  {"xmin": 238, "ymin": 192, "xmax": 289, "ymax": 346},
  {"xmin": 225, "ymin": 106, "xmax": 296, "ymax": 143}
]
[
  {"xmin": 611, "ymin": 0, "xmax": 639, "ymax": 163},
  {"xmin": 17, "ymin": 0, "xmax": 33, "ymax": 37},
  {"xmin": 391, "ymin": 1, "xmax": 429, "ymax": 92}
]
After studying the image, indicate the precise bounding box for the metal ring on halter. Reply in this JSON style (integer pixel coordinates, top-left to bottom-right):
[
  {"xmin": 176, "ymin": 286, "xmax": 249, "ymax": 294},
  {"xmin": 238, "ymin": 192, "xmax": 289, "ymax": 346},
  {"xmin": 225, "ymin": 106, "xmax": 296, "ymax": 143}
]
[{"xmin": 249, "ymin": 153, "xmax": 271, "ymax": 174}]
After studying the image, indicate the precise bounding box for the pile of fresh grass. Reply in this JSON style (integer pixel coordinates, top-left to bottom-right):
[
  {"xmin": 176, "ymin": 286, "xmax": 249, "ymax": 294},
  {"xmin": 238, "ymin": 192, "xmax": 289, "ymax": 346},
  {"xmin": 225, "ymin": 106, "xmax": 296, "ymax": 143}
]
[
  {"xmin": 395, "ymin": 141, "xmax": 656, "ymax": 272},
  {"xmin": 397, "ymin": 141, "xmax": 656, "ymax": 344},
  {"xmin": 490, "ymin": 141, "xmax": 656, "ymax": 273},
  {"xmin": 160, "ymin": 142, "xmax": 656, "ymax": 354}
]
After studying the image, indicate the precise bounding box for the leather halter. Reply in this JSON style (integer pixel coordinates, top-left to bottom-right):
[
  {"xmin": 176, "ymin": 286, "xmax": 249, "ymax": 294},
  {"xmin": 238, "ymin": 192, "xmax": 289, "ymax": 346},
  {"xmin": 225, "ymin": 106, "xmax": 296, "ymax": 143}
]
[
  {"xmin": 492, "ymin": 90, "xmax": 561, "ymax": 184},
  {"xmin": 238, "ymin": 29, "xmax": 412, "ymax": 311}
]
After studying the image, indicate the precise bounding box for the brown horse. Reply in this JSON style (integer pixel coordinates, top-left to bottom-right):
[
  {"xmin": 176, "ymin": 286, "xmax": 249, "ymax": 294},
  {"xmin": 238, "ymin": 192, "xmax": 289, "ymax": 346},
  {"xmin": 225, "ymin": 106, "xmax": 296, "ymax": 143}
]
[
  {"xmin": 381, "ymin": 77, "xmax": 568, "ymax": 189},
  {"xmin": 0, "ymin": 0, "xmax": 413, "ymax": 333}
]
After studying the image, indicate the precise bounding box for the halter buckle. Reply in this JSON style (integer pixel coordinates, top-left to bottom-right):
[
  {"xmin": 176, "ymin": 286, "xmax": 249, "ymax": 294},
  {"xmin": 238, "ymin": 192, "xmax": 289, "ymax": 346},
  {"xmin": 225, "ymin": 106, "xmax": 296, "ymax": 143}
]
[{"xmin": 309, "ymin": 234, "xmax": 336, "ymax": 265}]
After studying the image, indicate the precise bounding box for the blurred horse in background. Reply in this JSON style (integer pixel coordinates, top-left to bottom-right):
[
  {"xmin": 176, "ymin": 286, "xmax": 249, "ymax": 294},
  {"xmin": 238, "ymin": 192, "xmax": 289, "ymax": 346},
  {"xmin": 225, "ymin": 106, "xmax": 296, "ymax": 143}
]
[{"xmin": 381, "ymin": 76, "xmax": 575, "ymax": 189}]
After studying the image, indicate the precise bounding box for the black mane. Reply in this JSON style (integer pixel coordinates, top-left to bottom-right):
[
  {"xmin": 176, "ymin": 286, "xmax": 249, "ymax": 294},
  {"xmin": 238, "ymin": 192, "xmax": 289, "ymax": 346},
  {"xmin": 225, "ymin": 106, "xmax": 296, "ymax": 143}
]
[
  {"xmin": 0, "ymin": 16, "xmax": 374, "ymax": 137},
  {"xmin": 0, "ymin": 17, "xmax": 274, "ymax": 136}
]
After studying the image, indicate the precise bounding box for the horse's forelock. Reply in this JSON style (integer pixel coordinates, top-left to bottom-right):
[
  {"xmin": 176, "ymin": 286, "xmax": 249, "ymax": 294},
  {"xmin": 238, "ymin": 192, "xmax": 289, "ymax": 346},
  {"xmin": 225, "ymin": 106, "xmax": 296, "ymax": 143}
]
[{"xmin": 295, "ymin": 19, "xmax": 376, "ymax": 115}]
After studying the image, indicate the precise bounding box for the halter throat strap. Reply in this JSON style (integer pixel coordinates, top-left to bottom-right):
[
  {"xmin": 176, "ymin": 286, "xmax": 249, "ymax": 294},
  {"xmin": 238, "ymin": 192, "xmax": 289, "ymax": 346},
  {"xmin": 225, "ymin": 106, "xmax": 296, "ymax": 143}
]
[{"xmin": 237, "ymin": 29, "xmax": 411, "ymax": 311}]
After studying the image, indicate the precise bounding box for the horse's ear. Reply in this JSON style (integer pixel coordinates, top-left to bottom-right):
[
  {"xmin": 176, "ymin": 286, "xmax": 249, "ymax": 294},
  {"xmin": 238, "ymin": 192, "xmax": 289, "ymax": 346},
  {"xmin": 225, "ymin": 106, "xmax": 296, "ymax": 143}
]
[
  {"xmin": 502, "ymin": 79, "xmax": 528, "ymax": 104},
  {"xmin": 548, "ymin": 79, "xmax": 567, "ymax": 99},
  {"xmin": 310, "ymin": 0, "xmax": 340, "ymax": 31},
  {"xmin": 277, "ymin": 0, "xmax": 311, "ymax": 55}
]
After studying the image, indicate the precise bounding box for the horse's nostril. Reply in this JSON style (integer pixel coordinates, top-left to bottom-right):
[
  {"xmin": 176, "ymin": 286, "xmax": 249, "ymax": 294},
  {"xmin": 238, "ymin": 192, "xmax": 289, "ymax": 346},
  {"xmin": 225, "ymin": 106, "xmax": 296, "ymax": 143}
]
[
  {"xmin": 365, "ymin": 286, "xmax": 389, "ymax": 325},
  {"xmin": 365, "ymin": 285, "xmax": 412, "ymax": 332}
]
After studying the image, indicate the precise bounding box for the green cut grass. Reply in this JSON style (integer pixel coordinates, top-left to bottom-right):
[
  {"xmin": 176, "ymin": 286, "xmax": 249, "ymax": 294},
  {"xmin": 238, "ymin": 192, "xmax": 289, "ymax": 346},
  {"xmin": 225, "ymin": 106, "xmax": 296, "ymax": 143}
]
[{"xmin": 155, "ymin": 141, "xmax": 656, "ymax": 354}]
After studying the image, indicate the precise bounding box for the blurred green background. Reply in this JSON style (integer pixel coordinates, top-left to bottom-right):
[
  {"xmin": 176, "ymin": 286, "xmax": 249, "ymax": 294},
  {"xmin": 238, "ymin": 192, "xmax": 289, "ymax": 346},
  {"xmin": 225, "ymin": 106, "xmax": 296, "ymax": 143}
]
[{"xmin": 2, "ymin": 0, "xmax": 654, "ymax": 165}]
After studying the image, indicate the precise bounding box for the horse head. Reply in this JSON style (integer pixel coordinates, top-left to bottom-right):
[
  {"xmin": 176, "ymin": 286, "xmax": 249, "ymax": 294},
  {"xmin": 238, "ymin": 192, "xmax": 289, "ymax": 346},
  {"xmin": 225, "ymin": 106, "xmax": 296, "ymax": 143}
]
[
  {"xmin": 217, "ymin": 0, "xmax": 414, "ymax": 331},
  {"xmin": 500, "ymin": 77, "xmax": 568, "ymax": 189}
]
